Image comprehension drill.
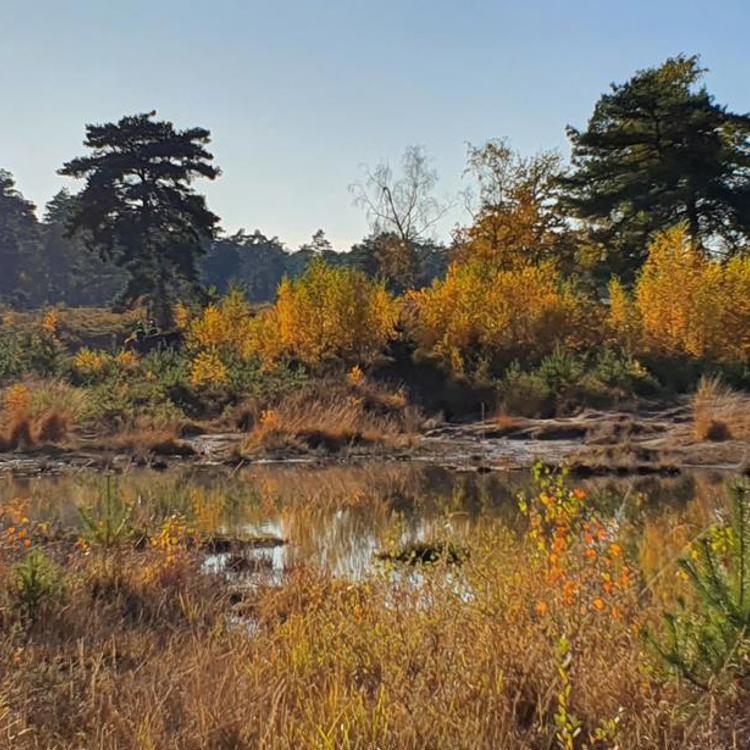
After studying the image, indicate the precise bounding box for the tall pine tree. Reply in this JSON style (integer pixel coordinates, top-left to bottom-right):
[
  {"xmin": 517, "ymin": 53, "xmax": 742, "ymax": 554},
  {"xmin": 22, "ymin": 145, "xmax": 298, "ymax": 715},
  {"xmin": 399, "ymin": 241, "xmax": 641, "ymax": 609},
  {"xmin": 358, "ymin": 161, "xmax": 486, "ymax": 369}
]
[
  {"xmin": 0, "ymin": 170, "xmax": 40, "ymax": 307},
  {"xmin": 562, "ymin": 55, "xmax": 750, "ymax": 279},
  {"xmin": 60, "ymin": 112, "xmax": 220, "ymax": 326}
]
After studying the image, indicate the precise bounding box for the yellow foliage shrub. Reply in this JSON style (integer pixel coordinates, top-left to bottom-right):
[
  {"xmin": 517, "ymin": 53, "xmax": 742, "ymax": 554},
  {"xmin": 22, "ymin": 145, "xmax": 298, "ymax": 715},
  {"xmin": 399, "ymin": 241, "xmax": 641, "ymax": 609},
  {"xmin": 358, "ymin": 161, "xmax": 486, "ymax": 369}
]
[
  {"xmin": 190, "ymin": 350, "xmax": 229, "ymax": 388},
  {"xmin": 610, "ymin": 226, "xmax": 750, "ymax": 362},
  {"xmin": 606, "ymin": 278, "xmax": 640, "ymax": 350},
  {"xmin": 269, "ymin": 260, "xmax": 400, "ymax": 366},
  {"xmin": 41, "ymin": 309, "xmax": 60, "ymax": 335},
  {"xmin": 406, "ymin": 260, "xmax": 594, "ymax": 374},
  {"xmin": 3, "ymin": 384, "xmax": 30, "ymax": 420},
  {"xmin": 185, "ymin": 263, "xmax": 400, "ymax": 372},
  {"xmin": 173, "ymin": 301, "xmax": 191, "ymax": 331},
  {"xmin": 115, "ymin": 350, "xmax": 139, "ymax": 372},
  {"xmin": 188, "ymin": 288, "xmax": 255, "ymax": 354},
  {"xmin": 347, "ymin": 365, "xmax": 365, "ymax": 387},
  {"xmin": 73, "ymin": 348, "xmax": 111, "ymax": 378}
]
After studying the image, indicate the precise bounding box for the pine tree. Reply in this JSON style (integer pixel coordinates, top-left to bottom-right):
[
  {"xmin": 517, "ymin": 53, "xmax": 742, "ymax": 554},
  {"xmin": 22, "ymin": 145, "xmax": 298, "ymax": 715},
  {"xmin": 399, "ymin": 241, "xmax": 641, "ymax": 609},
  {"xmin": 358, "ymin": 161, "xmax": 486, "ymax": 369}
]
[
  {"xmin": 563, "ymin": 55, "xmax": 750, "ymax": 280},
  {"xmin": 60, "ymin": 112, "xmax": 220, "ymax": 327},
  {"xmin": 0, "ymin": 170, "xmax": 41, "ymax": 307},
  {"xmin": 650, "ymin": 480, "xmax": 750, "ymax": 688}
]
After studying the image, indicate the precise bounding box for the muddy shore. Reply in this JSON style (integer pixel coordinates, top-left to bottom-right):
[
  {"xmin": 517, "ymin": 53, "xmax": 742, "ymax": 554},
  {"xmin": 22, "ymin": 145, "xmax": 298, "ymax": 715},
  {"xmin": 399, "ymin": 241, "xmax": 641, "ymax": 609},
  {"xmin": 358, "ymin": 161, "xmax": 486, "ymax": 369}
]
[{"xmin": 1, "ymin": 401, "xmax": 747, "ymax": 477}]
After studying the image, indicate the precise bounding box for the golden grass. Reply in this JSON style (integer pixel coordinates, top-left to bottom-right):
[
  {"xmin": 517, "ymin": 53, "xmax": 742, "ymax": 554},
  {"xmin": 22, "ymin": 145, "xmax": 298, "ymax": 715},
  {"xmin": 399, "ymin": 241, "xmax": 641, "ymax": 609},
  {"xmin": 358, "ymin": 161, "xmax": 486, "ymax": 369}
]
[
  {"xmin": 0, "ymin": 380, "xmax": 87, "ymax": 451},
  {"xmin": 0, "ymin": 468, "xmax": 747, "ymax": 748},
  {"xmin": 242, "ymin": 379, "xmax": 423, "ymax": 454},
  {"xmin": 0, "ymin": 516, "xmax": 744, "ymax": 749},
  {"xmin": 106, "ymin": 428, "xmax": 196, "ymax": 458},
  {"xmin": 693, "ymin": 376, "xmax": 750, "ymax": 442}
]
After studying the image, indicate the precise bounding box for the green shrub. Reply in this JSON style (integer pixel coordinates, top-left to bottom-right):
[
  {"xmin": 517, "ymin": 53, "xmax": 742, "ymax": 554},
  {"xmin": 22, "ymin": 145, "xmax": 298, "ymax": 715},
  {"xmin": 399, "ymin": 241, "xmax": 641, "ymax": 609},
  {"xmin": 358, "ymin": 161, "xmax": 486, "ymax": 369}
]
[
  {"xmin": 536, "ymin": 346, "xmax": 585, "ymax": 394},
  {"xmin": 78, "ymin": 478, "xmax": 137, "ymax": 548},
  {"xmin": 590, "ymin": 349, "xmax": 656, "ymax": 394},
  {"xmin": 0, "ymin": 333, "xmax": 22, "ymax": 383},
  {"xmin": 12, "ymin": 549, "xmax": 66, "ymax": 618},
  {"xmin": 648, "ymin": 480, "xmax": 750, "ymax": 689},
  {"xmin": 496, "ymin": 362, "xmax": 551, "ymax": 417}
]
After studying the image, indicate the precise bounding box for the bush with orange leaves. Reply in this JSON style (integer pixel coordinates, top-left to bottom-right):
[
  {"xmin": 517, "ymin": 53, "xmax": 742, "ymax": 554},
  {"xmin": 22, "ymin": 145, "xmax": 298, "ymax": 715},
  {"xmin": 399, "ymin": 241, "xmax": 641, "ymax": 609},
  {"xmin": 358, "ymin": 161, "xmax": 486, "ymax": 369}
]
[
  {"xmin": 608, "ymin": 225, "xmax": 750, "ymax": 362},
  {"xmin": 269, "ymin": 259, "xmax": 400, "ymax": 367},
  {"xmin": 518, "ymin": 463, "xmax": 636, "ymax": 623},
  {"xmin": 406, "ymin": 259, "xmax": 598, "ymax": 376},
  {"xmin": 186, "ymin": 262, "xmax": 400, "ymax": 380}
]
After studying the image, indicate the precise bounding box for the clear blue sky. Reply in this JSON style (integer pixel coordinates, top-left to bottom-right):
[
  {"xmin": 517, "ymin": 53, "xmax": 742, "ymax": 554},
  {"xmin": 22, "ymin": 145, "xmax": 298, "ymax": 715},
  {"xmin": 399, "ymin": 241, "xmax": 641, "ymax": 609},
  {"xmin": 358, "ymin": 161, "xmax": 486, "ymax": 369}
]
[{"xmin": 1, "ymin": 0, "xmax": 748, "ymax": 249}]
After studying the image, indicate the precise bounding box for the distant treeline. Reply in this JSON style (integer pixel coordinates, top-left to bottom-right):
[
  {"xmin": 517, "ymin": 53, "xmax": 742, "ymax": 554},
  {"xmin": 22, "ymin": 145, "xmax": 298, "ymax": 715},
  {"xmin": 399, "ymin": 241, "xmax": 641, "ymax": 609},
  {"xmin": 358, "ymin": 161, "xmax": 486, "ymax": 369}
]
[
  {"xmin": 3, "ymin": 54, "xmax": 750, "ymax": 316},
  {"xmin": 0, "ymin": 179, "xmax": 448, "ymax": 309}
]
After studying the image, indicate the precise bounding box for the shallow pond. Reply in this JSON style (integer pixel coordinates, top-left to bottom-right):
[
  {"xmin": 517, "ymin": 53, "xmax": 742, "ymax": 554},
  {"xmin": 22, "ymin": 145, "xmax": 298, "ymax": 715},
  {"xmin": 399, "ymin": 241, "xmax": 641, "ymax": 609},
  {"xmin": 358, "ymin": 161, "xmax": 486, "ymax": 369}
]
[{"xmin": 0, "ymin": 461, "xmax": 738, "ymax": 580}]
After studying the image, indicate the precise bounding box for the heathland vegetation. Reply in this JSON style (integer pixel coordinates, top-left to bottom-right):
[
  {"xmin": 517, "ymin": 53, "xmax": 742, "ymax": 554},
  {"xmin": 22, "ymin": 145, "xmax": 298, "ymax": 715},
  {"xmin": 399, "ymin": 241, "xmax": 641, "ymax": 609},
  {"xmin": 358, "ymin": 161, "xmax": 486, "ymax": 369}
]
[
  {"xmin": 2, "ymin": 52, "xmax": 750, "ymax": 748},
  {"xmin": 1, "ymin": 463, "xmax": 750, "ymax": 747},
  {"xmin": 1, "ymin": 55, "xmax": 750, "ymax": 457}
]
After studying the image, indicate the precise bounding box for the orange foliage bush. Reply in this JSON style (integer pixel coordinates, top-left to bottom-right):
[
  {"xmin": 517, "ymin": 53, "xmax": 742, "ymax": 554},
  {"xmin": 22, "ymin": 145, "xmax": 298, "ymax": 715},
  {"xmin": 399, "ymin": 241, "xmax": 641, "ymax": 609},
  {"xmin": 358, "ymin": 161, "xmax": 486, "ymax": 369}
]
[
  {"xmin": 609, "ymin": 226, "xmax": 750, "ymax": 362},
  {"xmin": 187, "ymin": 261, "xmax": 400, "ymax": 373},
  {"xmin": 406, "ymin": 260, "xmax": 596, "ymax": 374}
]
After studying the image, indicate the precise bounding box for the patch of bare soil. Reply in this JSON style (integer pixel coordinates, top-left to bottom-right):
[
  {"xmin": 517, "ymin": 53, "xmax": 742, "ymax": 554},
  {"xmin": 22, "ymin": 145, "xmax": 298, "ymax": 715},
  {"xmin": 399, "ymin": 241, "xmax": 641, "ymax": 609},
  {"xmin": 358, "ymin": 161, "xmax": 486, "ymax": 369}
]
[
  {"xmin": 2, "ymin": 397, "xmax": 750, "ymax": 476},
  {"xmin": 423, "ymin": 399, "xmax": 750, "ymax": 474}
]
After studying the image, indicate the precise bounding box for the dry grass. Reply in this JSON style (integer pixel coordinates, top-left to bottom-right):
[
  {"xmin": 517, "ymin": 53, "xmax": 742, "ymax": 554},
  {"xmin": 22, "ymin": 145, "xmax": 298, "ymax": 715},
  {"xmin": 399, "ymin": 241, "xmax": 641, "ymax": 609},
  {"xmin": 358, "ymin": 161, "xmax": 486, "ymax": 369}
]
[
  {"xmin": 0, "ymin": 380, "xmax": 86, "ymax": 452},
  {"xmin": 0, "ymin": 510, "xmax": 745, "ymax": 749},
  {"xmin": 0, "ymin": 305, "xmax": 142, "ymax": 340},
  {"xmin": 106, "ymin": 428, "xmax": 196, "ymax": 458},
  {"xmin": 0, "ymin": 412, "xmax": 71, "ymax": 451},
  {"xmin": 693, "ymin": 376, "xmax": 750, "ymax": 442},
  {"xmin": 491, "ymin": 413, "xmax": 530, "ymax": 434},
  {"xmin": 242, "ymin": 379, "xmax": 424, "ymax": 454}
]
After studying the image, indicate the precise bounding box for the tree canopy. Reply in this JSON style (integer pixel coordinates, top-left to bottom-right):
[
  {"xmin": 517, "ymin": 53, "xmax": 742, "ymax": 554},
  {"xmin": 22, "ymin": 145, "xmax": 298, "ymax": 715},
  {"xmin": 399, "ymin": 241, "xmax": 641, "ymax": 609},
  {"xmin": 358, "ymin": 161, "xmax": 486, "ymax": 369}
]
[
  {"xmin": 0, "ymin": 170, "xmax": 40, "ymax": 306},
  {"xmin": 455, "ymin": 140, "xmax": 578, "ymax": 272},
  {"xmin": 562, "ymin": 55, "xmax": 750, "ymax": 279},
  {"xmin": 59, "ymin": 112, "xmax": 221, "ymax": 326}
]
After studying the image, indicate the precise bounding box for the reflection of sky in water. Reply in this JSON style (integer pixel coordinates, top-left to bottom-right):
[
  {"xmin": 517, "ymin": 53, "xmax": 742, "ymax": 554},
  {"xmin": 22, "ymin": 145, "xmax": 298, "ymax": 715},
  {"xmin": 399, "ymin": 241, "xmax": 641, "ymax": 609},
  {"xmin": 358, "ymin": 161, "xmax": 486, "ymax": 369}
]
[{"xmin": 0, "ymin": 463, "xmax": 733, "ymax": 579}]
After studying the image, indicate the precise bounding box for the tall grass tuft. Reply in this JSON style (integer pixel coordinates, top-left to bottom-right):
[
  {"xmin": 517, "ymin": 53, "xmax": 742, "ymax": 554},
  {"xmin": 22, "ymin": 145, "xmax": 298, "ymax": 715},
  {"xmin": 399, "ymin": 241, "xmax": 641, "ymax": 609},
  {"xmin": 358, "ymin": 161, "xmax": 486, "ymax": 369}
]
[{"xmin": 693, "ymin": 375, "xmax": 750, "ymax": 442}]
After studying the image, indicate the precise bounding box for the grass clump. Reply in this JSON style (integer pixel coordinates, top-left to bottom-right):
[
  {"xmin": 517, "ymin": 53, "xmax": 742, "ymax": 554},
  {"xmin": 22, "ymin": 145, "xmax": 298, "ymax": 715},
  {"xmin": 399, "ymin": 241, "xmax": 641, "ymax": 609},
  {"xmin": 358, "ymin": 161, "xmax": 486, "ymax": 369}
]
[
  {"xmin": 693, "ymin": 375, "xmax": 750, "ymax": 442},
  {"xmin": 241, "ymin": 376, "xmax": 423, "ymax": 454}
]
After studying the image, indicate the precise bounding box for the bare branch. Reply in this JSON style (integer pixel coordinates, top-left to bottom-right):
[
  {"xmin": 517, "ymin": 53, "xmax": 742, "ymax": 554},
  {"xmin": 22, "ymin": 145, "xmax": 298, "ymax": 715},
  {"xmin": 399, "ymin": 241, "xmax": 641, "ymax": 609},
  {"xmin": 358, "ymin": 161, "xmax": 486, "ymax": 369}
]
[{"xmin": 349, "ymin": 145, "xmax": 452, "ymax": 245}]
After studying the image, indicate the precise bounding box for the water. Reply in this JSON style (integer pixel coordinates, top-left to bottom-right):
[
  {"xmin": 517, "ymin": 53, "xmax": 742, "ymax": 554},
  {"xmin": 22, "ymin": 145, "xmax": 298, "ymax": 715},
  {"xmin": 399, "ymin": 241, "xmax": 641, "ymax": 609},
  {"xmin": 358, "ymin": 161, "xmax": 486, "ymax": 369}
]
[{"xmin": 0, "ymin": 461, "xmax": 734, "ymax": 579}]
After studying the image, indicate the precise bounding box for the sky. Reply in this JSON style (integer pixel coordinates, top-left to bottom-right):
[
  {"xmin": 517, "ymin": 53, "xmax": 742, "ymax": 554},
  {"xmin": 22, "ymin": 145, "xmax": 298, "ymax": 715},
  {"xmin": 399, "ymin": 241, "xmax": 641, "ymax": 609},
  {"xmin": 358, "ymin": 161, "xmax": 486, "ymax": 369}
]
[{"xmin": 1, "ymin": 0, "xmax": 749, "ymax": 250}]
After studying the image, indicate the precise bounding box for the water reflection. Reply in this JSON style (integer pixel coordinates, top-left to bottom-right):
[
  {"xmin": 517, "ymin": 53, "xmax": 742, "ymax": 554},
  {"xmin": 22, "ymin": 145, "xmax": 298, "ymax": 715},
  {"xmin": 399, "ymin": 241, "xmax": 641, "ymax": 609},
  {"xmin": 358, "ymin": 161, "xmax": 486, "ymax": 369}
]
[{"xmin": 0, "ymin": 462, "xmax": 735, "ymax": 579}]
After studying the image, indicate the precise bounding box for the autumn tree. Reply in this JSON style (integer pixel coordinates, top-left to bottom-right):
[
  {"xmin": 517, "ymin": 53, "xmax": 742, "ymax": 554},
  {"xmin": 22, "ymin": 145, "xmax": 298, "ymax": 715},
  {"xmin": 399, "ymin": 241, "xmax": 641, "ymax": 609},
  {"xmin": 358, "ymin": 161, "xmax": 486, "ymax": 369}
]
[
  {"xmin": 350, "ymin": 146, "xmax": 450, "ymax": 291},
  {"xmin": 630, "ymin": 225, "xmax": 750, "ymax": 361},
  {"xmin": 60, "ymin": 112, "xmax": 221, "ymax": 327},
  {"xmin": 455, "ymin": 140, "xmax": 578, "ymax": 271},
  {"xmin": 271, "ymin": 259, "xmax": 400, "ymax": 366},
  {"xmin": 406, "ymin": 259, "xmax": 593, "ymax": 376},
  {"xmin": 563, "ymin": 55, "xmax": 750, "ymax": 279}
]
